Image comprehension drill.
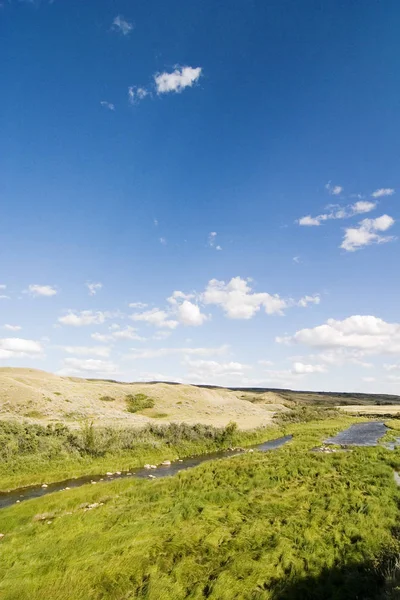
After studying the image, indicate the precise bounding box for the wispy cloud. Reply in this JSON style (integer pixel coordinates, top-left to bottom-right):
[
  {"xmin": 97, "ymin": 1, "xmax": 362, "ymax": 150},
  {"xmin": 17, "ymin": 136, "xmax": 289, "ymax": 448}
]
[
  {"xmin": 341, "ymin": 214, "xmax": 395, "ymax": 252},
  {"xmin": 58, "ymin": 310, "xmax": 109, "ymax": 327},
  {"xmin": 372, "ymin": 188, "xmax": 395, "ymax": 198},
  {"xmin": 325, "ymin": 182, "xmax": 343, "ymax": 195},
  {"xmin": 86, "ymin": 282, "xmax": 103, "ymax": 296},
  {"xmin": 112, "ymin": 15, "xmax": 133, "ymax": 36},
  {"xmin": 3, "ymin": 324, "xmax": 22, "ymax": 331},
  {"xmin": 27, "ymin": 284, "xmax": 57, "ymax": 297},
  {"xmin": 298, "ymin": 201, "xmax": 376, "ymax": 227},
  {"xmin": 128, "ymin": 86, "xmax": 148, "ymax": 105},
  {"xmin": 154, "ymin": 66, "xmax": 202, "ymax": 94},
  {"xmin": 100, "ymin": 101, "xmax": 115, "ymax": 111},
  {"xmin": 208, "ymin": 232, "xmax": 222, "ymax": 251}
]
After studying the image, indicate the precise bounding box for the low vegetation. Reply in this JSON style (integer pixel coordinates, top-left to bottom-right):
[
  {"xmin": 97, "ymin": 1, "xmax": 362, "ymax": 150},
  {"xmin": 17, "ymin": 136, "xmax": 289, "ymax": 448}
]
[
  {"xmin": 1, "ymin": 420, "xmax": 400, "ymax": 599},
  {"xmin": 125, "ymin": 393, "xmax": 155, "ymax": 413},
  {"xmin": 0, "ymin": 420, "xmax": 270, "ymax": 490}
]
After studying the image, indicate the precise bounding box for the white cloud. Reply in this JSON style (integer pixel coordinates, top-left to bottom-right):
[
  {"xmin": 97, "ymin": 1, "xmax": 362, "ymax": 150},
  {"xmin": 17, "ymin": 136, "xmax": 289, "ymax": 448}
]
[
  {"xmin": 159, "ymin": 237, "xmax": 167, "ymax": 245},
  {"xmin": 208, "ymin": 231, "xmax": 222, "ymax": 250},
  {"xmin": 58, "ymin": 310, "xmax": 108, "ymax": 327},
  {"xmin": 0, "ymin": 296, "xmax": 10, "ymax": 300},
  {"xmin": 86, "ymin": 282, "xmax": 103, "ymax": 296},
  {"xmin": 278, "ymin": 315, "xmax": 400, "ymax": 356},
  {"xmin": 0, "ymin": 285, "xmax": 6, "ymax": 289},
  {"xmin": 91, "ymin": 332, "xmax": 111, "ymax": 343},
  {"xmin": 293, "ymin": 256, "xmax": 301, "ymax": 264},
  {"xmin": 325, "ymin": 182, "xmax": 343, "ymax": 195},
  {"xmin": 202, "ymin": 277, "xmax": 287, "ymax": 319},
  {"xmin": 154, "ymin": 66, "xmax": 202, "ymax": 94},
  {"xmin": 176, "ymin": 300, "xmax": 208, "ymax": 326},
  {"xmin": 258, "ymin": 359, "xmax": 274, "ymax": 366},
  {"xmin": 341, "ymin": 214, "xmax": 395, "ymax": 252},
  {"xmin": 112, "ymin": 15, "xmax": 133, "ymax": 36},
  {"xmin": 298, "ymin": 201, "xmax": 376, "ymax": 227},
  {"xmin": 291, "ymin": 362, "xmax": 326, "ymax": 375},
  {"xmin": 130, "ymin": 308, "xmax": 178, "ymax": 329},
  {"xmin": 372, "ymin": 188, "xmax": 395, "ymax": 198},
  {"xmin": 3, "ymin": 324, "xmax": 22, "ymax": 331},
  {"xmin": 60, "ymin": 346, "xmax": 111, "ymax": 358},
  {"xmin": 0, "ymin": 337, "xmax": 43, "ymax": 359},
  {"xmin": 128, "ymin": 86, "xmax": 148, "ymax": 104},
  {"xmin": 384, "ymin": 364, "xmax": 400, "ymax": 372},
  {"xmin": 297, "ymin": 295, "xmax": 320, "ymax": 308},
  {"xmin": 57, "ymin": 358, "xmax": 118, "ymax": 376},
  {"xmin": 129, "ymin": 302, "xmax": 148, "ymax": 309},
  {"xmin": 126, "ymin": 345, "xmax": 229, "ymax": 360},
  {"xmin": 363, "ymin": 377, "xmax": 376, "ymax": 383},
  {"xmin": 184, "ymin": 359, "xmax": 251, "ymax": 382},
  {"xmin": 112, "ymin": 326, "xmax": 145, "ymax": 341},
  {"xmin": 28, "ymin": 284, "xmax": 57, "ymax": 297},
  {"xmin": 100, "ymin": 101, "xmax": 115, "ymax": 111}
]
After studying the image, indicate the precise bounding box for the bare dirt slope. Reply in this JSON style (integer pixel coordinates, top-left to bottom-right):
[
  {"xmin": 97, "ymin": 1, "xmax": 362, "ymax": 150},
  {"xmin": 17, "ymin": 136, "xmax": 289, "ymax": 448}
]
[{"xmin": 0, "ymin": 368, "xmax": 289, "ymax": 430}]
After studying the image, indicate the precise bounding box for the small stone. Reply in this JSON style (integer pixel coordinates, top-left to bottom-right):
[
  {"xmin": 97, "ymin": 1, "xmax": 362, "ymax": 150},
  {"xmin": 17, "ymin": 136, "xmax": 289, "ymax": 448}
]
[
  {"xmin": 144, "ymin": 464, "xmax": 151, "ymax": 469},
  {"xmin": 41, "ymin": 484, "xmax": 48, "ymax": 488},
  {"xmin": 115, "ymin": 471, "xmax": 121, "ymax": 475},
  {"xmin": 106, "ymin": 472, "xmax": 113, "ymax": 476},
  {"xmin": 0, "ymin": 534, "xmax": 4, "ymax": 539},
  {"xmin": 161, "ymin": 460, "xmax": 171, "ymax": 466},
  {"xmin": 65, "ymin": 487, "xmax": 70, "ymax": 490},
  {"xmin": 16, "ymin": 500, "xmax": 20, "ymax": 503},
  {"xmin": 126, "ymin": 473, "xmax": 132, "ymax": 476},
  {"xmin": 150, "ymin": 465, "xmax": 157, "ymax": 469},
  {"xmin": 178, "ymin": 459, "xmax": 183, "ymax": 462},
  {"xmin": 148, "ymin": 474, "xmax": 156, "ymax": 479},
  {"xmin": 91, "ymin": 481, "xmax": 97, "ymax": 485},
  {"xmin": 248, "ymin": 449, "xmax": 254, "ymax": 453}
]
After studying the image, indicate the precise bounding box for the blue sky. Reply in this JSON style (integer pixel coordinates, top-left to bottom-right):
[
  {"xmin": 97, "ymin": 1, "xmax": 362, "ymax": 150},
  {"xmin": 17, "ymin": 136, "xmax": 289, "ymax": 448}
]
[{"xmin": 1, "ymin": 0, "xmax": 400, "ymax": 392}]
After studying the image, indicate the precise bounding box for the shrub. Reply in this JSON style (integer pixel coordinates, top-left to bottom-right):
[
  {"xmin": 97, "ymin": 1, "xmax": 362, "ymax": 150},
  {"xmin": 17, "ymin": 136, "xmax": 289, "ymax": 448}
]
[
  {"xmin": 99, "ymin": 396, "xmax": 115, "ymax": 402},
  {"xmin": 126, "ymin": 393, "xmax": 155, "ymax": 413}
]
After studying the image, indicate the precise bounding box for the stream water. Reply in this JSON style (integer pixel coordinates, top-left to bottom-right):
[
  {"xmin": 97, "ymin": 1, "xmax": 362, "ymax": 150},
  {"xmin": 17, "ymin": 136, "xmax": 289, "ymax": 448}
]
[
  {"xmin": 325, "ymin": 421, "xmax": 387, "ymax": 446},
  {"xmin": 0, "ymin": 435, "xmax": 292, "ymax": 510}
]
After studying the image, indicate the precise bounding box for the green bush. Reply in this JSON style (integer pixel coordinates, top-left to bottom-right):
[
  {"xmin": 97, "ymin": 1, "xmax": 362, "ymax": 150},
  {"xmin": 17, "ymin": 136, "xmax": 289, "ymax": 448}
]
[
  {"xmin": 99, "ymin": 395, "xmax": 115, "ymax": 402},
  {"xmin": 125, "ymin": 393, "xmax": 155, "ymax": 413}
]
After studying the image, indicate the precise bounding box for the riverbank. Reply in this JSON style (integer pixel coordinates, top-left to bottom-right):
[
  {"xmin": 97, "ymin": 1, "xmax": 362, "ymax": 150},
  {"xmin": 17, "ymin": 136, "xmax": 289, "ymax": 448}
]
[
  {"xmin": 1, "ymin": 418, "xmax": 400, "ymax": 599},
  {"xmin": 0, "ymin": 420, "xmax": 280, "ymax": 491}
]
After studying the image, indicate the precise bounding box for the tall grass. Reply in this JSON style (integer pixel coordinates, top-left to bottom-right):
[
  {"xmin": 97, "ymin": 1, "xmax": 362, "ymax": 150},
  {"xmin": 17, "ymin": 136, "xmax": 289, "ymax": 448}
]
[
  {"xmin": 0, "ymin": 420, "xmax": 399, "ymax": 599},
  {"xmin": 0, "ymin": 420, "xmax": 272, "ymax": 490}
]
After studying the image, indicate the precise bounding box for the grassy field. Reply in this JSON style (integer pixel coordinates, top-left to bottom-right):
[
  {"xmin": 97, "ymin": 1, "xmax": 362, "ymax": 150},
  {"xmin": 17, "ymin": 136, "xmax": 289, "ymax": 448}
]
[{"xmin": 1, "ymin": 419, "xmax": 400, "ymax": 599}]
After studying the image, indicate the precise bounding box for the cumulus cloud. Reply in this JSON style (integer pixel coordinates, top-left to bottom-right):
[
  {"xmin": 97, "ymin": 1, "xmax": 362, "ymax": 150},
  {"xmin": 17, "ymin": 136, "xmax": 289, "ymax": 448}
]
[
  {"xmin": 325, "ymin": 182, "xmax": 343, "ymax": 195},
  {"xmin": 298, "ymin": 201, "xmax": 377, "ymax": 227},
  {"xmin": 58, "ymin": 310, "xmax": 109, "ymax": 327},
  {"xmin": 154, "ymin": 66, "xmax": 202, "ymax": 94},
  {"xmin": 176, "ymin": 300, "xmax": 209, "ymax": 326},
  {"xmin": 111, "ymin": 326, "xmax": 145, "ymax": 341},
  {"xmin": 57, "ymin": 358, "xmax": 118, "ymax": 377},
  {"xmin": 100, "ymin": 101, "xmax": 115, "ymax": 111},
  {"xmin": 341, "ymin": 214, "xmax": 395, "ymax": 252},
  {"xmin": 126, "ymin": 345, "xmax": 229, "ymax": 360},
  {"xmin": 278, "ymin": 315, "xmax": 400, "ymax": 356},
  {"xmin": 130, "ymin": 308, "xmax": 178, "ymax": 329},
  {"xmin": 291, "ymin": 362, "xmax": 326, "ymax": 374},
  {"xmin": 372, "ymin": 188, "xmax": 395, "ymax": 198},
  {"xmin": 28, "ymin": 284, "xmax": 57, "ymax": 297},
  {"xmin": 3, "ymin": 324, "xmax": 22, "ymax": 331},
  {"xmin": 112, "ymin": 15, "xmax": 133, "ymax": 36},
  {"xmin": 60, "ymin": 346, "xmax": 111, "ymax": 358},
  {"xmin": 0, "ymin": 337, "xmax": 43, "ymax": 359},
  {"xmin": 202, "ymin": 277, "xmax": 287, "ymax": 319}
]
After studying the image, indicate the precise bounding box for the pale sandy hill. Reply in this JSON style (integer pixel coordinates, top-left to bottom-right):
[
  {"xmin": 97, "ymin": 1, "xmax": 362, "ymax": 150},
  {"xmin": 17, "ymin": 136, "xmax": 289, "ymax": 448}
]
[{"xmin": 0, "ymin": 368, "xmax": 289, "ymax": 430}]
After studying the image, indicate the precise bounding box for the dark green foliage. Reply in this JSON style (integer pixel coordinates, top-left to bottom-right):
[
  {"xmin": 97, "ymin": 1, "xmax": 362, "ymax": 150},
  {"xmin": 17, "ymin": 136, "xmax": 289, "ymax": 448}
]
[
  {"xmin": 99, "ymin": 395, "xmax": 115, "ymax": 402},
  {"xmin": 125, "ymin": 393, "xmax": 155, "ymax": 413},
  {"xmin": 274, "ymin": 406, "xmax": 341, "ymax": 425}
]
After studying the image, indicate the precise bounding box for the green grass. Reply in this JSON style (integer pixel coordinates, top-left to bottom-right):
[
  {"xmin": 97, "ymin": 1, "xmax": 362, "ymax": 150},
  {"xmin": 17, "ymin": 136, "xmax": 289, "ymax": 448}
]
[
  {"xmin": 0, "ymin": 420, "xmax": 273, "ymax": 490},
  {"xmin": 0, "ymin": 419, "xmax": 400, "ymax": 599},
  {"xmin": 125, "ymin": 393, "xmax": 155, "ymax": 413}
]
